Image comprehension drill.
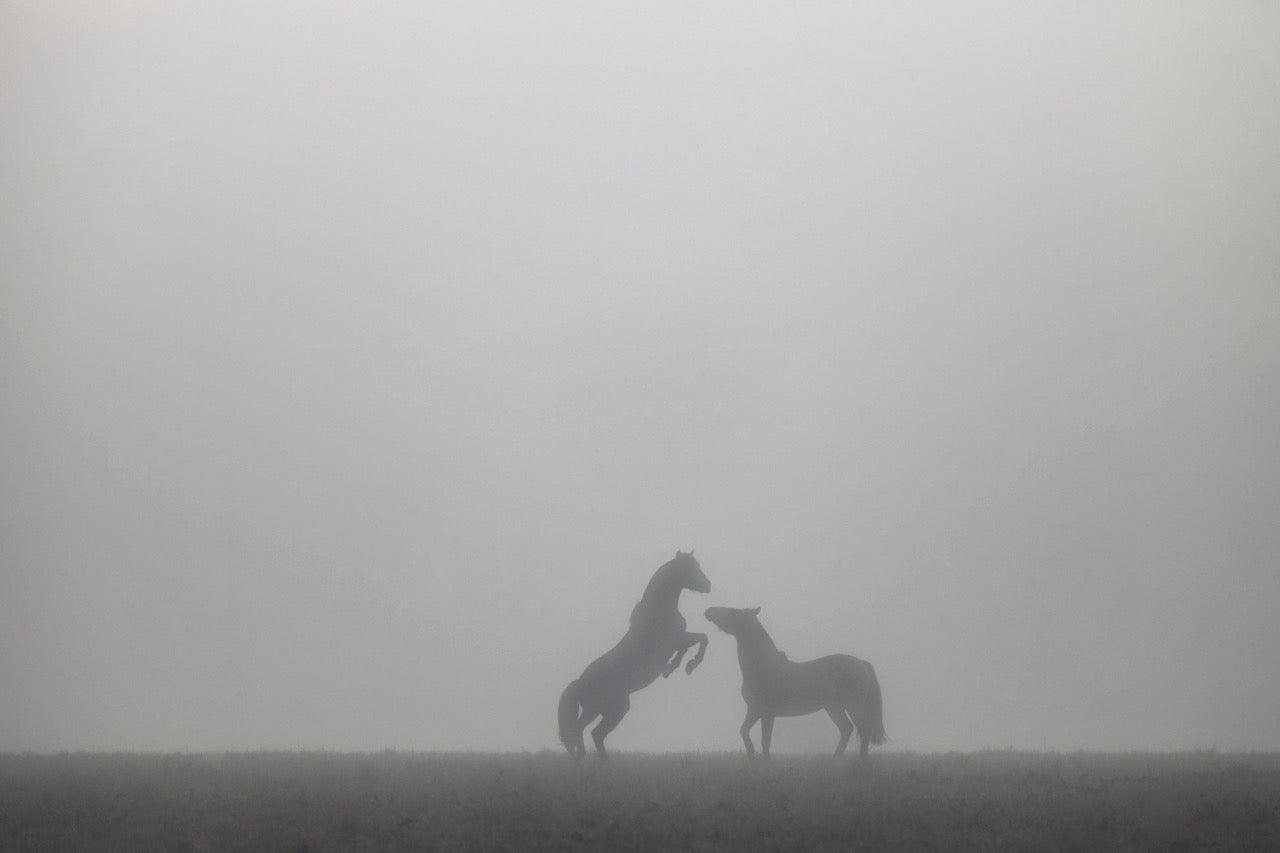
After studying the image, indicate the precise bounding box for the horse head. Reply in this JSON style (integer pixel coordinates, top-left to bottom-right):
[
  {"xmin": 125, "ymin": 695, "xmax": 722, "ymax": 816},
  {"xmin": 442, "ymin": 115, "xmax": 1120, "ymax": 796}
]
[
  {"xmin": 669, "ymin": 550, "xmax": 710, "ymax": 594},
  {"xmin": 703, "ymin": 606, "xmax": 761, "ymax": 635}
]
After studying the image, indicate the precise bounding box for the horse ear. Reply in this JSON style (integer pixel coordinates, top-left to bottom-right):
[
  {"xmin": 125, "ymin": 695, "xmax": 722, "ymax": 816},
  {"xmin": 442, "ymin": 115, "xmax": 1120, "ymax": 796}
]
[
  {"xmin": 689, "ymin": 549, "xmax": 694, "ymax": 557},
  {"xmin": 750, "ymin": 607, "xmax": 761, "ymax": 616}
]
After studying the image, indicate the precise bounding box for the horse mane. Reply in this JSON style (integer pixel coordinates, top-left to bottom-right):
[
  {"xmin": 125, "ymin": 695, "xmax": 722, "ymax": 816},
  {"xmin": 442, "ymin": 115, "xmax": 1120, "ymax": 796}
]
[
  {"xmin": 631, "ymin": 556, "xmax": 685, "ymax": 624},
  {"xmin": 739, "ymin": 611, "xmax": 781, "ymax": 657},
  {"xmin": 639, "ymin": 562, "xmax": 673, "ymax": 602}
]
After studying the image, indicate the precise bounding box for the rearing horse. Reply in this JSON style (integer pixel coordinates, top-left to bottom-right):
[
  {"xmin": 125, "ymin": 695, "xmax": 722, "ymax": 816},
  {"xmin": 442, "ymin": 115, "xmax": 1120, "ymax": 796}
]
[{"xmin": 558, "ymin": 551, "xmax": 710, "ymax": 760}]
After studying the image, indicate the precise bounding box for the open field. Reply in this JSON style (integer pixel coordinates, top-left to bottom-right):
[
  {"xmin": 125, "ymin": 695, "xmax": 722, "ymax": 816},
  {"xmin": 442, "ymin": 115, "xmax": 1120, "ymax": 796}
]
[{"xmin": 2, "ymin": 751, "xmax": 1278, "ymax": 851}]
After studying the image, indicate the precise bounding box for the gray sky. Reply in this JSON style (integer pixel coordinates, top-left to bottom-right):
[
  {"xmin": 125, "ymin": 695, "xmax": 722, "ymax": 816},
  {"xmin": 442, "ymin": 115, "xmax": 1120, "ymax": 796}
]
[{"xmin": 3, "ymin": 2, "xmax": 1278, "ymax": 754}]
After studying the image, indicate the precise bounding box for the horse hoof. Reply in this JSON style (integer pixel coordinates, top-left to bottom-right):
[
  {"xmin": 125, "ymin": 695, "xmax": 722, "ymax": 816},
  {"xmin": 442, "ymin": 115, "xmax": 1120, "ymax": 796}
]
[{"xmin": 685, "ymin": 660, "xmax": 699, "ymax": 674}]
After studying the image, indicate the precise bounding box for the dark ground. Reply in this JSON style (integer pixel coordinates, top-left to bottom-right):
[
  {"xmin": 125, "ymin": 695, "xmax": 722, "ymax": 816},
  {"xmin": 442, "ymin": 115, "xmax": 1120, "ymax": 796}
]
[{"xmin": 2, "ymin": 751, "xmax": 1278, "ymax": 851}]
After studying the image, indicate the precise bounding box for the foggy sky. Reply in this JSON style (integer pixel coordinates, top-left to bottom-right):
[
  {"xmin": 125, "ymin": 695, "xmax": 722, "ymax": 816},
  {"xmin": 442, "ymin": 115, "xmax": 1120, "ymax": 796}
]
[{"xmin": 3, "ymin": 2, "xmax": 1279, "ymax": 754}]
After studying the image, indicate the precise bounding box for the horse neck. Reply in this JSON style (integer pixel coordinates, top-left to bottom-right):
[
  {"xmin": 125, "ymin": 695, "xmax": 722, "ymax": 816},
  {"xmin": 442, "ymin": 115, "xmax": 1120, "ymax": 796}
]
[
  {"xmin": 736, "ymin": 620, "xmax": 781, "ymax": 670},
  {"xmin": 636, "ymin": 565, "xmax": 684, "ymax": 614}
]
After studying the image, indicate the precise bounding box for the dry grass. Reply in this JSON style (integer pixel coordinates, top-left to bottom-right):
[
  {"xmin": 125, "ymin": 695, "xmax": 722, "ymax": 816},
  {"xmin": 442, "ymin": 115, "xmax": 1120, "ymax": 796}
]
[{"xmin": 2, "ymin": 750, "xmax": 1278, "ymax": 851}]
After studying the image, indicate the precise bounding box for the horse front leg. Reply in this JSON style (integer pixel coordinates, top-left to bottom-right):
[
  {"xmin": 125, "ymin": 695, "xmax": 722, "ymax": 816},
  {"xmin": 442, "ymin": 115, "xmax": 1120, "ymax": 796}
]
[
  {"xmin": 663, "ymin": 643, "xmax": 689, "ymax": 677},
  {"xmin": 683, "ymin": 631, "xmax": 708, "ymax": 674},
  {"xmin": 740, "ymin": 708, "xmax": 761, "ymax": 757},
  {"xmin": 663, "ymin": 631, "xmax": 709, "ymax": 677}
]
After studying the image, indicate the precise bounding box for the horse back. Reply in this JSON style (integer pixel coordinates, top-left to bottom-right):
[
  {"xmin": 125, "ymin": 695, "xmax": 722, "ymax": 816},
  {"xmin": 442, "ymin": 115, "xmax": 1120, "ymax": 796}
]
[
  {"xmin": 578, "ymin": 608, "xmax": 686, "ymax": 694},
  {"xmin": 747, "ymin": 653, "xmax": 876, "ymax": 716},
  {"xmin": 812, "ymin": 654, "xmax": 877, "ymax": 689}
]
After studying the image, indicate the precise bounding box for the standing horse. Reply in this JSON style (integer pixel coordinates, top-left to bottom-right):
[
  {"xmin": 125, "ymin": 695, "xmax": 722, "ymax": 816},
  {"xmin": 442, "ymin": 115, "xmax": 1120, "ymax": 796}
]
[
  {"xmin": 558, "ymin": 551, "xmax": 710, "ymax": 761},
  {"xmin": 704, "ymin": 606, "xmax": 885, "ymax": 758}
]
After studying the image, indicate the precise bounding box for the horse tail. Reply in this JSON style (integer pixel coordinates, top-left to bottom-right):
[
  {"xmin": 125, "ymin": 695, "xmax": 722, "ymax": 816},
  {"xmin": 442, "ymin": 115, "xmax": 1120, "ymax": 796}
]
[
  {"xmin": 862, "ymin": 660, "xmax": 887, "ymax": 746},
  {"xmin": 558, "ymin": 679, "xmax": 583, "ymax": 755}
]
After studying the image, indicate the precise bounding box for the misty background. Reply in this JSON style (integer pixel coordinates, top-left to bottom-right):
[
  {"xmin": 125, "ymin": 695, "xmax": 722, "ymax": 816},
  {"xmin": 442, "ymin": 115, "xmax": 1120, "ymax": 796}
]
[{"xmin": 3, "ymin": 2, "xmax": 1278, "ymax": 755}]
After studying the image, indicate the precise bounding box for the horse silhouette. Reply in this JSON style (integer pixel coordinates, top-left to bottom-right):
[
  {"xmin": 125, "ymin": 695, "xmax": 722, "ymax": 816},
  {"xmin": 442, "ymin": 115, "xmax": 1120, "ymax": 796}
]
[
  {"xmin": 704, "ymin": 606, "xmax": 886, "ymax": 758},
  {"xmin": 558, "ymin": 551, "xmax": 710, "ymax": 761}
]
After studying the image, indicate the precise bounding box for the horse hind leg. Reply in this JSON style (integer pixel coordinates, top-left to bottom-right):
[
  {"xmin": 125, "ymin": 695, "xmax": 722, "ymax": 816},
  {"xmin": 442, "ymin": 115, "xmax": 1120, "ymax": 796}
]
[
  {"xmin": 566, "ymin": 698, "xmax": 606, "ymax": 762},
  {"xmin": 571, "ymin": 714, "xmax": 591, "ymax": 762},
  {"xmin": 591, "ymin": 695, "xmax": 630, "ymax": 761},
  {"xmin": 567, "ymin": 713, "xmax": 590, "ymax": 762},
  {"xmin": 825, "ymin": 707, "xmax": 855, "ymax": 757},
  {"xmin": 852, "ymin": 705, "xmax": 875, "ymax": 757}
]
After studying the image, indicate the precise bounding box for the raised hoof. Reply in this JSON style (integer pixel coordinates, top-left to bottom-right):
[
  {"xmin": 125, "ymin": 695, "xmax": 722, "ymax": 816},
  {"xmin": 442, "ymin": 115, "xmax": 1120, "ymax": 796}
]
[{"xmin": 685, "ymin": 659, "xmax": 700, "ymax": 674}]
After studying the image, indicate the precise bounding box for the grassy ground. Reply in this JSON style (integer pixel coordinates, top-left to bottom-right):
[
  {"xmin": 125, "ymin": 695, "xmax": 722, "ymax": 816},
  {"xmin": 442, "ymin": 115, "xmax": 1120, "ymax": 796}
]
[{"xmin": 2, "ymin": 750, "xmax": 1278, "ymax": 851}]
